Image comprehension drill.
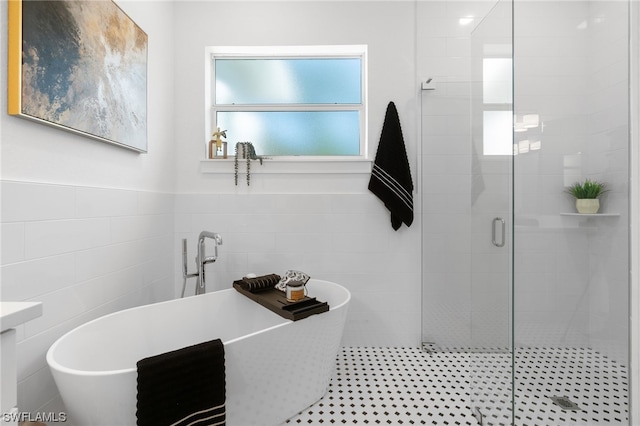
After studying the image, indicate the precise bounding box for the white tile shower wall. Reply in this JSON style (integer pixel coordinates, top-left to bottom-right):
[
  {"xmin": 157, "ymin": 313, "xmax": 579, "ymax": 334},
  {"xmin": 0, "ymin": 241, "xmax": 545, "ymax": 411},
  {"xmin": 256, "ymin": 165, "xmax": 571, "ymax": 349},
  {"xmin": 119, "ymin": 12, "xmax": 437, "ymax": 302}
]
[
  {"xmin": 0, "ymin": 181, "xmax": 174, "ymax": 414},
  {"xmin": 511, "ymin": 1, "xmax": 596, "ymax": 349},
  {"xmin": 584, "ymin": 0, "xmax": 630, "ymax": 365},
  {"xmin": 174, "ymin": 193, "xmax": 422, "ymax": 347},
  {"xmin": 420, "ymin": 82, "xmax": 474, "ymax": 348},
  {"xmin": 467, "ymin": 0, "xmax": 513, "ymax": 350},
  {"xmin": 418, "ymin": 0, "xmax": 513, "ymax": 349},
  {"xmin": 512, "ymin": 0, "xmax": 629, "ymax": 360},
  {"xmin": 417, "ymin": 0, "xmax": 486, "ymax": 349}
]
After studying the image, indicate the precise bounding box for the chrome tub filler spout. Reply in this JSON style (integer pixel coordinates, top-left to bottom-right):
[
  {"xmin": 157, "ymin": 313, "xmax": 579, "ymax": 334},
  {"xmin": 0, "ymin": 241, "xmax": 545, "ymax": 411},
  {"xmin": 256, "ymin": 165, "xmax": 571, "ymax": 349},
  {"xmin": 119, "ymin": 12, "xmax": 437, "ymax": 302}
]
[{"xmin": 182, "ymin": 231, "xmax": 223, "ymax": 297}]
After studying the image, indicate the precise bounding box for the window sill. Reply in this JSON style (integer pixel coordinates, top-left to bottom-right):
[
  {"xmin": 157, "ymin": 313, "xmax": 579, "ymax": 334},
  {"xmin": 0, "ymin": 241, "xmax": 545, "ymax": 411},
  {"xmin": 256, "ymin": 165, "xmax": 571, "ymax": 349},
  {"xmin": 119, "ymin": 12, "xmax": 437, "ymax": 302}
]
[{"xmin": 199, "ymin": 158, "xmax": 373, "ymax": 174}]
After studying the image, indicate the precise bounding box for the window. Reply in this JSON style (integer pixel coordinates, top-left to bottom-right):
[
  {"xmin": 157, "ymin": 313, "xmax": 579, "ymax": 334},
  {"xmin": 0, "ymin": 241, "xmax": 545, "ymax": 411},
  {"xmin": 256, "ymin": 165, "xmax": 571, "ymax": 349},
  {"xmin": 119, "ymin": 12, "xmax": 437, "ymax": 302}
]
[{"xmin": 206, "ymin": 45, "xmax": 367, "ymax": 159}]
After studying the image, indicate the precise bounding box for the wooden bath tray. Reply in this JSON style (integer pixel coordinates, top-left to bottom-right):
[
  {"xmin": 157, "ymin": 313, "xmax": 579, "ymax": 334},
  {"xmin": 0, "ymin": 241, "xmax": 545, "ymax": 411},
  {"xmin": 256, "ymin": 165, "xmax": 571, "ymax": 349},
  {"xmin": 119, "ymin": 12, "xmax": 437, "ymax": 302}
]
[{"xmin": 233, "ymin": 282, "xmax": 329, "ymax": 321}]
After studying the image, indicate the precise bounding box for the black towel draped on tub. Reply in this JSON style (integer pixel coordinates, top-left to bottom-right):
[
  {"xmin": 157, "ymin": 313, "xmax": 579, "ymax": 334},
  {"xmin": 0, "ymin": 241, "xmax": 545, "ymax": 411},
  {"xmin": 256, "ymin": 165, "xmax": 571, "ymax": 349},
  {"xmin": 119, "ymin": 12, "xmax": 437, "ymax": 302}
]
[
  {"xmin": 136, "ymin": 339, "xmax": 225, "ymax": 426},
  {"xmin": 368, "ymin": 101, "xmax": 414, "ymax": 231}
]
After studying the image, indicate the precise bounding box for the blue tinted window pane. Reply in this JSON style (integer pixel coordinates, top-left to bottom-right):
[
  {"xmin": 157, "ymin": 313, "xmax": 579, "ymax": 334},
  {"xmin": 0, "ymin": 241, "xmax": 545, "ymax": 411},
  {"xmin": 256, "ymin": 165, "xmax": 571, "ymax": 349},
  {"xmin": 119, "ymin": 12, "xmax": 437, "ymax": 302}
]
[
  {"xmin": 215, "ymin": 58, "xmax": 361, "ymax": 105},
  {"xmin": 216, "ymin": 111, "xmax": 360, "ymax": 156}
]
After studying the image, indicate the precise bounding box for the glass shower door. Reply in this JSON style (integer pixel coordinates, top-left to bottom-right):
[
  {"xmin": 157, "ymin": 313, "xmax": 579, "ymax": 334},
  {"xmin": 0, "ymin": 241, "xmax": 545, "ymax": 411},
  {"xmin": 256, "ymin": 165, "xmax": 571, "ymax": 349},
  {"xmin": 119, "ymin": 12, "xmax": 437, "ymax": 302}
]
[{"xmin": 469, "ymin": 0, "xmax": 513, "ymax": 424}]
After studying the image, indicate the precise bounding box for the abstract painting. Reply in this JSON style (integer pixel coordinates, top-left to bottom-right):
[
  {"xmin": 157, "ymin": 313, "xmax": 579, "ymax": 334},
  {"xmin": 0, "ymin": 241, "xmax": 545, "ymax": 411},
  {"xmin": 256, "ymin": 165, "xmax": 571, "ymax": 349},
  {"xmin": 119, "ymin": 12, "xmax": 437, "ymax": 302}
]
[{"xmin": 8, "ymin": 0, "xmax": 148, "ymax": 152}]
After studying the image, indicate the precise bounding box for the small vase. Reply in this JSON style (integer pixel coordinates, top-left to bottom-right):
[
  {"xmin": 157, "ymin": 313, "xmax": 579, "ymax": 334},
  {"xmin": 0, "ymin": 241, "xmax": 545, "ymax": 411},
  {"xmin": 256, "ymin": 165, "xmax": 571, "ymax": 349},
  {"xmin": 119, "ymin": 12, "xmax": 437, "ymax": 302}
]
[{"xmin": 576, "ymin": 199, "xmax": 600, "ymax": 214}]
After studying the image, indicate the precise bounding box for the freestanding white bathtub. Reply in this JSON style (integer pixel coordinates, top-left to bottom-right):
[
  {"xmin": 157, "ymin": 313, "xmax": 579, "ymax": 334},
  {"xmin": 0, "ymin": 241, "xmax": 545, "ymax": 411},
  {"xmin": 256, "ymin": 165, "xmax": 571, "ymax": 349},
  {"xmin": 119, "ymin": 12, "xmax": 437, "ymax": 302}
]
[{"xmin": 46, "ymin": 279, "xmax": 350, "ymax": 426}]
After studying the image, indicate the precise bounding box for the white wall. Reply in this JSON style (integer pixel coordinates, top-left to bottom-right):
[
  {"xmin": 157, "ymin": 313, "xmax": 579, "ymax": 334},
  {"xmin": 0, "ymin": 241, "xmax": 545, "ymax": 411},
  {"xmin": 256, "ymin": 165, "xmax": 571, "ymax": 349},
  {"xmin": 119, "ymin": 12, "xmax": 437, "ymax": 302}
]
[
  {"xmin": 0, "ymin": 0, "xmax": 176, "ymax": 414},
  {"xmin": 172, "ymin": 1, "xmax": 422, "ymax": 347}
]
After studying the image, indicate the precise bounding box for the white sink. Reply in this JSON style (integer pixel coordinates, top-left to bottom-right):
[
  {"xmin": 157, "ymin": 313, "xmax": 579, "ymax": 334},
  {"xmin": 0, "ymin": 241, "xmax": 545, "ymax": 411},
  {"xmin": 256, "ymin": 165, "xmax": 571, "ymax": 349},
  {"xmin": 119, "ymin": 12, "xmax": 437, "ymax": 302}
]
[
  {"xmin": 1, "ymin": 302, "xmax": 42, "ymax": 332},
  {"xmin": 1, "ymin": 301, "xmax": 42, "ymax": 425}
]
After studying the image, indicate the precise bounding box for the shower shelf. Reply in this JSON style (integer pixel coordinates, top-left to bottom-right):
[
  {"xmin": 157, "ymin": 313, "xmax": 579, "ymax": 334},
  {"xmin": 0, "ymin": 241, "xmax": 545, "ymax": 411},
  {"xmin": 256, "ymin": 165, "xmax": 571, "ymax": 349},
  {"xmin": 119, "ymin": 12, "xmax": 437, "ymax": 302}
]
[{"xmin": 560, "ymin": 213, "xmax": 620, "ymax": 217}]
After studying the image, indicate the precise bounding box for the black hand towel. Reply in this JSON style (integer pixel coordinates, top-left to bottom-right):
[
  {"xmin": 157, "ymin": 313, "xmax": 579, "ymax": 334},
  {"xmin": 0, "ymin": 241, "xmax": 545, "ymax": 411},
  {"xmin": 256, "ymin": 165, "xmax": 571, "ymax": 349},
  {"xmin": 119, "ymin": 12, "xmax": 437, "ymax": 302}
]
[
  {"xmin": 136, "ymin": 339, "xmax": 225, "ymax": 426},
  {"xmin": 368, "ymin": 101, "xmax": 414, "ymax": 230}
]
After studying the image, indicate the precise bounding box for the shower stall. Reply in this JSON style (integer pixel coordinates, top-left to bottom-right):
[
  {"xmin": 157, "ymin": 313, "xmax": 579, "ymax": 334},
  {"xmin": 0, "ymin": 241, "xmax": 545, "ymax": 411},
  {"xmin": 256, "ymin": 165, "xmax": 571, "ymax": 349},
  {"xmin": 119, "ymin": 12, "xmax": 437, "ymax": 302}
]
[{"xmin": 420, "ymin": 0, "xmax": 631, "ymax": 424}]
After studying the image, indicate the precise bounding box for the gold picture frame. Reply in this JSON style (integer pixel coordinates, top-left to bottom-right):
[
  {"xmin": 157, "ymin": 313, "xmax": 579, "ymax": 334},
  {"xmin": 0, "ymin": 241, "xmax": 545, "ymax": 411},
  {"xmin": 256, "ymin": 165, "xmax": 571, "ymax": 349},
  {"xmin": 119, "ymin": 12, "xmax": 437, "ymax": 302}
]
[{"xmin": 7, "ymin": 0, "xmax": 148, "ymax": 152}]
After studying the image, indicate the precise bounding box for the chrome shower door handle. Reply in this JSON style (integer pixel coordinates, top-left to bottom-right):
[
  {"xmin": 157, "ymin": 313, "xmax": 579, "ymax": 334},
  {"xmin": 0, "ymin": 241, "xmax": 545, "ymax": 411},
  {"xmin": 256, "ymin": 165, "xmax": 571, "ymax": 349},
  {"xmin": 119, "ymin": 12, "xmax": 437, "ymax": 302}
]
[{"xmin": 492, "ymin": 217, "xmax": 505, "ymax": 247}]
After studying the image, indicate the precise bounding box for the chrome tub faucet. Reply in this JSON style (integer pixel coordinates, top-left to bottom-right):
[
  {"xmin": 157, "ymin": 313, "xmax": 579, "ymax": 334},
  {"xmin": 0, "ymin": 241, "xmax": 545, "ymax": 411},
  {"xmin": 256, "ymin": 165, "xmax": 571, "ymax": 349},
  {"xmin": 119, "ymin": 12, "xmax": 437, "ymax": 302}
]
[{"xmin": 181, "ymin": 231, "xmax": 223, "ymax": 297}]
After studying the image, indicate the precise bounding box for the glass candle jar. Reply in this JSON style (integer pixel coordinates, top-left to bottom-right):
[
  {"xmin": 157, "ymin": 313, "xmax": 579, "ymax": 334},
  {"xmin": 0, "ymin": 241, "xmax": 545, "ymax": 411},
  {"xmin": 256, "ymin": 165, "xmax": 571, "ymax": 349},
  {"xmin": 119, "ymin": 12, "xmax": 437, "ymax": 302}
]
[{"xmin": 286, "ymin": 282, "xmax": 306, "ymax": 302}]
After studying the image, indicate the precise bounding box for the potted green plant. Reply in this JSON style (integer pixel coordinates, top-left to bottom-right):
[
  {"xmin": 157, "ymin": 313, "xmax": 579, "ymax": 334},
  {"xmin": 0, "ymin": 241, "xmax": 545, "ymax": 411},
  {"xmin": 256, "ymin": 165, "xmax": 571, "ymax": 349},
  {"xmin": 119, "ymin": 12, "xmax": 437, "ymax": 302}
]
[{"xmin": 566, "ymin": 179, "xmax": 608, "ymax": 214}]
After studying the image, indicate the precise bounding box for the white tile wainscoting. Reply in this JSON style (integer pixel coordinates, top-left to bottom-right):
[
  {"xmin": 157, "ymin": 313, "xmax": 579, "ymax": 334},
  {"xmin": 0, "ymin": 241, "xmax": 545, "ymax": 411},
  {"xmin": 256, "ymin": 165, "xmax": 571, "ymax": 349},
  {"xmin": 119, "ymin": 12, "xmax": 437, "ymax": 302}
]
[
  {"xmin": 0, "ymin": 181, "xmax": 174, "ymax": 415},
  {"xmin": 174, "ymin": 192, "xmax": 422, "ymax": 348}
]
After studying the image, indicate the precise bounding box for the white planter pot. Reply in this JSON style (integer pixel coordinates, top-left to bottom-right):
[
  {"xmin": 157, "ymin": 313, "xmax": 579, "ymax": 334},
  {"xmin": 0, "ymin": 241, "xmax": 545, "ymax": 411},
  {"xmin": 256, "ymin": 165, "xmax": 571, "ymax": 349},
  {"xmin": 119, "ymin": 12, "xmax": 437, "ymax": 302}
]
[{"xmin": 576, "ymin": 199, "xmax": 600, "ymax": 214}]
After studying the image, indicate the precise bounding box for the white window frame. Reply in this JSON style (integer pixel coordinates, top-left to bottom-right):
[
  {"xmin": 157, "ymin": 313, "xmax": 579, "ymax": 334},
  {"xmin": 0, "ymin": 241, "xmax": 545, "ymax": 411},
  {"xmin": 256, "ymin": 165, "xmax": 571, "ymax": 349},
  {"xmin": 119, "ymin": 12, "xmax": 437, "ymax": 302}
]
[{"xmin": 203, "ymin": 45, "xmax": 370, "ymax": 174}]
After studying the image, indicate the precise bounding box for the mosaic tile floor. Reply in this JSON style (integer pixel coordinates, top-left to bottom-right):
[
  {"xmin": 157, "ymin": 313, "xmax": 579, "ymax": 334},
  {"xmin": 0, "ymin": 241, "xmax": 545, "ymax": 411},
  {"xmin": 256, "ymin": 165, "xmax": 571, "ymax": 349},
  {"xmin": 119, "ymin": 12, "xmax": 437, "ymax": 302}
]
[{"xmin": 284, "ymin": 347, "xmax": 629, "ymax": 426}]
